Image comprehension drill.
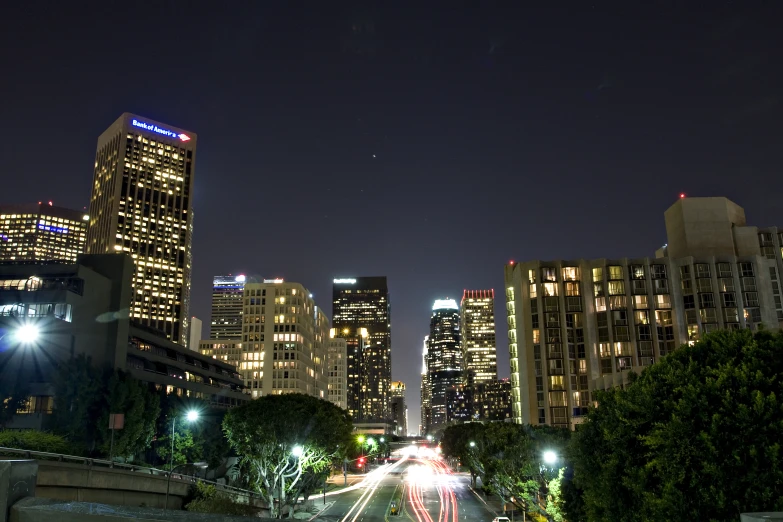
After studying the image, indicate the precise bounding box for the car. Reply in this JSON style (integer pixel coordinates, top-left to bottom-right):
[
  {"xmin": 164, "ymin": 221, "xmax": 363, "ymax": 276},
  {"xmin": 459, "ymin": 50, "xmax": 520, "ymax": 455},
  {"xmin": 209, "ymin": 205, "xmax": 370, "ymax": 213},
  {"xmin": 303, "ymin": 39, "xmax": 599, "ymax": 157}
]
[{"xmin": 492, "ymin": 518, "xmax": 510, "ymax": 522}]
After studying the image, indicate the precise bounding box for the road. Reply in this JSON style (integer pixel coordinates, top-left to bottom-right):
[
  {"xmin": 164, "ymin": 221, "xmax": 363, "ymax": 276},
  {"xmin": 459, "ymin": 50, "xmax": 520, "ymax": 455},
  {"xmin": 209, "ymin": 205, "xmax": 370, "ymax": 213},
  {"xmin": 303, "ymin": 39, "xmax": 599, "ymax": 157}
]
[{"xmin": 313, "ymin": 458, "xmax": 496, "ymax": 522}]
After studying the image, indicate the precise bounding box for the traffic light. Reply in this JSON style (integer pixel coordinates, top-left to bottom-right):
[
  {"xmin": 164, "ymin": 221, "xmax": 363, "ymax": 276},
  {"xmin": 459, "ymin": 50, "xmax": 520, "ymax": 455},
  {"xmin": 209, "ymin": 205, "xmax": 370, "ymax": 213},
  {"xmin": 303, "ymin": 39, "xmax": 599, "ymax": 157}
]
[{"xmin": 358, "ymin": 457, "xmax": 366, "ymax": 466}]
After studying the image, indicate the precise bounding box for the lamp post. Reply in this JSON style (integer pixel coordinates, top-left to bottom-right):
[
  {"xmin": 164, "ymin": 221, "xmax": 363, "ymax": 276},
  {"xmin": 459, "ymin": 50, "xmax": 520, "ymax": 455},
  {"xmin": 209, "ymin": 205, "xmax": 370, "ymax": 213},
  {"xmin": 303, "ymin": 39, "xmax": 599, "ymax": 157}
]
[
  {"xmin": 468, "ymin": 441, "xmax": 477, "ymax": 487},
  {"xmin": 280, "ymin": 445, "xmax": 304, "ymax": 519},
  {"xmin": 164, "ymin": 410, "xmax": 199, "ymax": 511},
  {"xmin": 538, "ymin": 450, "xmax": 559, "ymax": 522}
]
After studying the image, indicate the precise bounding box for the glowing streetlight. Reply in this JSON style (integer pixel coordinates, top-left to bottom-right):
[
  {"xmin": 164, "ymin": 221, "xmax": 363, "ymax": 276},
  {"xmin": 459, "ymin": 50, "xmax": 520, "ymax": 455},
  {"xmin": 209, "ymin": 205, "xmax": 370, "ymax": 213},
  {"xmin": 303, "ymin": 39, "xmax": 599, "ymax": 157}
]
[
  {"xmin": 165, "ymin": 410, "xmax": 201, "ymax": 510},
  {"xmin": 357, "ymin": 435, "xmax": 365, "ymax": 444},
  {"xmin": 469, "ymin": 441, "xmax": 476, "ymax": 448},
  {"xmin": 15, "ymin": 324, "xmax": 40, "ymax": 344},
  {"xmin": 366, "ymin": 437, "xmax": 375, "ymax": 446},
  {"xmin": 291, "ymin": 445, "xmax": 303, "ymax": 457},
  {"xmin": 426, "ymin": 435, "xmax": 433, "ymax": 442},
  {"xmin": 379, "ymin": 437, "xmax": 385, "ymax": 443},
  {"xmin": 543, "ymin": 450, "xmax": 558, "ymax": 465}
]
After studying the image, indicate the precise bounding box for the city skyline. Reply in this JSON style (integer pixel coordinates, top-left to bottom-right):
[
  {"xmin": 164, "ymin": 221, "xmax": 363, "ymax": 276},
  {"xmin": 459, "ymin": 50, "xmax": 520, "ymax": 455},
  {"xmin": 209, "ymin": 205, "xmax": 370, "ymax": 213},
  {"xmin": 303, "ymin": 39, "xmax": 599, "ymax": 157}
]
[{"xmin": 2, "ymin": 2, "xmax": 780, "ymax": 428}]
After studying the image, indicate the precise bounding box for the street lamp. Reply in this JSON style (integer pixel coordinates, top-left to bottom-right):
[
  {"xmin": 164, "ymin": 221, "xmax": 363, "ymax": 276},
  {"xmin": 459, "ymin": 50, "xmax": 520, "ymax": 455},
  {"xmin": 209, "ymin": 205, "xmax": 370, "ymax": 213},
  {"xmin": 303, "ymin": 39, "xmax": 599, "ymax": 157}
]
[
  {"xmin": 542, "ymin": 450, "xmax": 557, "ymax": 466},
  {"xmin": 469, "ymin": 441, "xmax": 476, "ymax": 448},
  {"xmin": 164, "ymin": 409, "xmax": 200, "ymax": 510},
  {"xmin": 281, "ymin": 445, "xmax": 304, "ymax": 519},
  {"xmin": 14, "ymin": 324, "xmax": 39, "ymax": 344},
  {"xmin": 426, "ymin": 435, "xmax": 433, "ymax": 442}
]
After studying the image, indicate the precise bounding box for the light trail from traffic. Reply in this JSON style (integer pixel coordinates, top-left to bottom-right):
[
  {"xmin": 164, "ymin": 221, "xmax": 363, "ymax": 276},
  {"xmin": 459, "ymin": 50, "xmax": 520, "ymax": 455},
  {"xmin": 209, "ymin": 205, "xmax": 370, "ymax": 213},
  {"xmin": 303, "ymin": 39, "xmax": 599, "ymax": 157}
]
[
  {"xmin": 406, "ymin": 459, "xmax": 459, "ymax": 522},
  {"xmin": 339, "ymin": 457, "xmax": 407, "ymax": 522}
]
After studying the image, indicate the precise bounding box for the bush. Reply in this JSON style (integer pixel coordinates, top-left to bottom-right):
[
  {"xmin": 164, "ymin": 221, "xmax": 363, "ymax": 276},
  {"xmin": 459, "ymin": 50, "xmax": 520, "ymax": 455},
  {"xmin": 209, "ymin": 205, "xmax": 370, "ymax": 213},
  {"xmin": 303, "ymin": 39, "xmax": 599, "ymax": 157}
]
[
  {"xmin": 0, "ymin": 430, "xmax": 76, "ymax": 455},
  {"xmin": 185, "ymin": 481, "xmax": 260, "ymax": 516}
]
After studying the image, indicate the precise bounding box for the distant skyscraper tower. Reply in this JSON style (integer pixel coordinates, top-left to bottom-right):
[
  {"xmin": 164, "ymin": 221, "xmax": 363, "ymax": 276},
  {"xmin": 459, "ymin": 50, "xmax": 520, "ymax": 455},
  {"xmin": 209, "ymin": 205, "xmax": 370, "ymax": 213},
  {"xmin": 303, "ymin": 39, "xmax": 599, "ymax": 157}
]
[
  {"xmin": 420, "ymin": 335, "xmax": 431, "ymax": 435},
  {"xmin": 0, "ymin": 203, "xmax": 88, "ymax": 263},
  {"xmin": 460, "ymin": 290, "xmax": 497, "ymax": 386},
  {"xmin": 389, "ymin": 381, "xmax": 407, "ymax": 436},
  {"xmin": 211, "ymin": 275, "xmax": 246, "ymax": 339},
  {"xmin": 428, "ymin": 299, "xmax": 462, "ymax": 429},
  {"xmin": 327, "ymin": 337, "xmax": 348, "ymax": 410},
  {"xmin": 86, "ymin": 113, "xmax": 197, "ymax": 345},
  {"xmin": 332, "ymin": 277, "xmax": 391, "ymax": 421}
]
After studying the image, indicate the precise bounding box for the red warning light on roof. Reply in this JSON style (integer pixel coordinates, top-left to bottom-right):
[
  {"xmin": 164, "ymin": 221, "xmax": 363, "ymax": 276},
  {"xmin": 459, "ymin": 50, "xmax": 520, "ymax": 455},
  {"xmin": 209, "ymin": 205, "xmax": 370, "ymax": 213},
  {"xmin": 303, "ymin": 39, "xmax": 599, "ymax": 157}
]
[
  {"xmin": 680, "ymin": 193, "xmax": 686, "ymax": 199},
  {"xmin": 509, "ymin": 260, "xmax": 515, "ymax": 265},
  {"xmin": 48, "ymin": 201, "xmax": 53, "ymax": 206}
]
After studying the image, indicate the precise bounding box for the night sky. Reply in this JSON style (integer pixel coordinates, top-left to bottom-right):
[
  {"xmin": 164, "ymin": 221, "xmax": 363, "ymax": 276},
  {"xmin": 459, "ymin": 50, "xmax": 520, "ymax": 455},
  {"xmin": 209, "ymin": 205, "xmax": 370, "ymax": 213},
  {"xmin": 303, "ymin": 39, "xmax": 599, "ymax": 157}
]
[{"xmin": 1, "ymin": 2, "xmax": 781, "ymax": 429}]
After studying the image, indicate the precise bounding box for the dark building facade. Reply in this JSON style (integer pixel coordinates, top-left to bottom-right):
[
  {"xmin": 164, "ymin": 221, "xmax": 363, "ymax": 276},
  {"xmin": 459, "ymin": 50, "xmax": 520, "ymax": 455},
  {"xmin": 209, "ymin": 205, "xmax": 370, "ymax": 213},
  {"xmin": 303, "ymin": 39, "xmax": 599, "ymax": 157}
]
[
  {"xmin": 428, "ymin": 299, "xmax": 462, "ymax": 429},
  {"xmin": 445, "ymin": 379, "xmax": 511, "ymax": 424},
  {"xmin": 0, "ymin": 254, "xmax": 246, "ymax": 430},
  {"xmin": 86, "ymin": 113, "xmax": 197, "ymax": 346},
  {"xmin": 332, "ymin": 277, "xmax": 391, "ymax": 421}
]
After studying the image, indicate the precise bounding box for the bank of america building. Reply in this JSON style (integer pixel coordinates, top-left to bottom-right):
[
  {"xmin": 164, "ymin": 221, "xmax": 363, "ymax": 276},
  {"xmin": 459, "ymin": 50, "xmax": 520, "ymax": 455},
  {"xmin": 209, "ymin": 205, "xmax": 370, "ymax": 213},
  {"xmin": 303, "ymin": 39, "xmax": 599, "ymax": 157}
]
[
  {"xmin": 505, "ymin": 197, "xmax": 783, "ymax": 429},
  {"xmin": 86, "ymin": 113, "xmax": 197, "ymax": 346}
]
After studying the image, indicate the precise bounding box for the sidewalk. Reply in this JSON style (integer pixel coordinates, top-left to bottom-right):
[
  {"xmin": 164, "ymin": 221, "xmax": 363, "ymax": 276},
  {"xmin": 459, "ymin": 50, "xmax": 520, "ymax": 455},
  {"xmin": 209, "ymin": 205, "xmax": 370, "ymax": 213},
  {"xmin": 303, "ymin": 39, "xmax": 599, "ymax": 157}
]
[{"xmin": 469, "ymin": 478, "xmax": 525, "ymax": 520}]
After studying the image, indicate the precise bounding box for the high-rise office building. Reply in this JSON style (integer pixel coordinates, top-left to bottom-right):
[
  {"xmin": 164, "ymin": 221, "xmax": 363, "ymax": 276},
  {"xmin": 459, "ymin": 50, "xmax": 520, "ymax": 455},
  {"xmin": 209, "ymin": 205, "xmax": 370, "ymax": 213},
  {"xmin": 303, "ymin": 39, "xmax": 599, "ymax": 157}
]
[
  {"xmin": 389, "ymin": 381, "xmax": 407, "ymax": 436},
  {"xmin": 390, "ymin": 381, "xmax": 406, "ymax": 398},
  {"xmin": 200, "ymin": 279, "xmax": 329, "ymax": 399},
  {"xmin": 332, "ymin": 277, "xmax": 391, "ymax": 421},
  {"xmin": 327, "ymin": 337, "xmax": 348, "ymax": 410},
  {"xmin": 86, "ymin": 113, "xmax": 197, "ymax": 345},
  {"xmin": 505, "ymin": 196, "xmax": 783, "ymax": 429},
  {"xmin": 445, "ymin": 378, "xmax": 511, "ymax": 423},
  {"xmin": 460, "ymin": 289, "xmax": 497, "ymax": 386},
  {"xmin": 473, "ymin": 378, "xmax": 512, "ymax": 421},
  {"xmin": 420, "ymin": 335, "xmax": 431, "ymax": 435},
  {"xmin": 427, "ymin": 299, "xmax": 462, "ymax": 429},
  {"xmin": 0, "ymin": 202, "xmax": 88, "ymax": 263},
  {"xmin": 210, "ymin": 274, "xmax": 246, "ymax": 339}
]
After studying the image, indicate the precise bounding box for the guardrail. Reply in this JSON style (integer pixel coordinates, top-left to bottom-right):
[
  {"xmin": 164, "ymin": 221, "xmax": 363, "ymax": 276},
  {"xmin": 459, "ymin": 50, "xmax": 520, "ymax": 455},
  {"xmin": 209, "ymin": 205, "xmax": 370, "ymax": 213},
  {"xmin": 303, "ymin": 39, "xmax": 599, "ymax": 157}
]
[{"xmin": 0, "ymin": 446, "xmax": 262, "ymax": 501}]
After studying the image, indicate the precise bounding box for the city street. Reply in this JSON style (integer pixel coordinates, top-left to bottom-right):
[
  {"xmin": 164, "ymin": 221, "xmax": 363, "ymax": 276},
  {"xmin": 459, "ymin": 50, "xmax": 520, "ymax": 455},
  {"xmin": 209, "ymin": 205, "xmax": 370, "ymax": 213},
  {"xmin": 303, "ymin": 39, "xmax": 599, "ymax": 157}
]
[{"xmin": 313, "ymin": 458, "xmax": 496, "ymax": 522}]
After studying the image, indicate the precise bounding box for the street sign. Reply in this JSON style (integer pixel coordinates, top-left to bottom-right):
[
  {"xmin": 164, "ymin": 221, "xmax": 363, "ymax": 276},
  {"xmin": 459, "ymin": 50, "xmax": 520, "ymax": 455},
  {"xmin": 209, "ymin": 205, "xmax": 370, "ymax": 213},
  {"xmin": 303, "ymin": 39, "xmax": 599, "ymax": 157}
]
[{"xmin": 109, "ymin": 414, "xmax": 125, "ymax": 430}]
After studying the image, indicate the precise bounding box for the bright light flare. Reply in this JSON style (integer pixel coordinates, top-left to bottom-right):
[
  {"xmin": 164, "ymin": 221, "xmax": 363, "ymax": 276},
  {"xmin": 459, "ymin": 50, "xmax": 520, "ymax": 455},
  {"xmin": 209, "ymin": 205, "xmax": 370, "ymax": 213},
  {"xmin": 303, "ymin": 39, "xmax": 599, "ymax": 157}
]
[
  {"xmin": 543, "ymin": 450, "xmax": 558, "ymax": 465},
  {"xmin": 291, "ymin": 445, "xmax": 303, "ymax": 457},
  {"xmin": 186, "ymin": 410, "xmax": 200, "ymax": 422},
  {"xmin": 15, "ymin": 324, "xmax": 40, "ymax": 344}
]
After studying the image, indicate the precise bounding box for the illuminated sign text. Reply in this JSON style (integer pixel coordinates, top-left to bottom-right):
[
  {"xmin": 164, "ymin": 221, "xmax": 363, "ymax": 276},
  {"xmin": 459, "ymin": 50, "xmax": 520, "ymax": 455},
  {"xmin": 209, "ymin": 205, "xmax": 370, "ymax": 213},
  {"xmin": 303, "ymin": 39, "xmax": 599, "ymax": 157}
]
[{"xmin": 132, "ymin": 119, "xmax": 191, "ymax": 142}]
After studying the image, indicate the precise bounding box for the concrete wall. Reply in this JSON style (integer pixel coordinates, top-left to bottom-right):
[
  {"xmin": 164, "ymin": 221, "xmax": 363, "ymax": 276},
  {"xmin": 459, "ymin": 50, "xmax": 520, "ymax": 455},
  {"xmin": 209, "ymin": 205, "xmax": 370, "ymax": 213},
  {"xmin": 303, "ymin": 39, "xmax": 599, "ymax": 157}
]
[{"xmin": 33, "ymin": 461, "xmax": 189, "ymax": 510}]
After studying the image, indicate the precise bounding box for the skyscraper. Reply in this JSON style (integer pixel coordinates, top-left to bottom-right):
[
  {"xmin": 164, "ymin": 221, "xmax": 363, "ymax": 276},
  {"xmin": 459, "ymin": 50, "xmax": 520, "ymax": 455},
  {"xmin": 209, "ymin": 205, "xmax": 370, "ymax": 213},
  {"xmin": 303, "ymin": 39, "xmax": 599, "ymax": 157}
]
[
  {"xmin": 86, "ymin": 113, "xmax": 197, "ymax": 345},
  {"xmin": 427, "ymin": 299, "xmax": 462, "ymax": 429},
  {"xmin": 505, "ymin": 196, "xmax": 783, "ymax": 429},
  {"xmin": 210, "ymin": 274, "xmax": 246, "ymax": 339},
  {"xmin": 327, "ymin": 337, "xmax": 348, "ymax": 410},
  {"xmin": 201, "ymin": 279, "xmax": 329, "ymax": 399},
  {"xmin": 420, "ymin": 335, "xmax": 431, "ymax": 435},
  {"xmin": 460, "ymin": 289, "xmax": 497, "ymax": 386},
  {"xmin": 332, "ymin": 277, "xmax": 391, "ymax": 421},
  {"xmin": 390, "ymin": 381, "xmax": 407, "ymax": 436},
  {"xmin": 0, "ymin": 202, "xmax": 88, "ymax": 263}
]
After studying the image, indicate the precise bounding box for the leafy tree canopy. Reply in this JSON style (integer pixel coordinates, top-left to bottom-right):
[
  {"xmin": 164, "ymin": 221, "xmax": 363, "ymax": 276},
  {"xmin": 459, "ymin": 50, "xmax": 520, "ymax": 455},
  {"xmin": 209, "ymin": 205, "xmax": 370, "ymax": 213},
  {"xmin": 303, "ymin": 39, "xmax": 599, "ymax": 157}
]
[
  {"xmin": 223, "ymin": 393, "xmax": 353, "ymax": 517},
  {"xmin": 572, "ymin": 329, "xmax": 783, "ymax": 522}
]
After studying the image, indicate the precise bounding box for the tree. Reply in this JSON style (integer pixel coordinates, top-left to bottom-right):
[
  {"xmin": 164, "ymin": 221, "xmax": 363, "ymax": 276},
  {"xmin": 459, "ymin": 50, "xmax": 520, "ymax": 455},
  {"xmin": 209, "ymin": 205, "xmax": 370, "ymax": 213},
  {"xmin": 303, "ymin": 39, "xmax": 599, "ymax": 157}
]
[
  {"xmin": 98, "ymin": 370, "xmax": 160, "ymax": 460},
  {"xmin": 477, "ymin": 423, "xmax": 569, "ymax": 520},
  {"xmin": 571, "ymin": 329, "xmax": 783, "ymax": 521},
  {"xmin": 223, "ymin": 394, "xmax": 353, "ymax": 518},
  {"xmin": 50, "ymin": 354, "xmax": 104, "ymax": 453},
  {"xmin": 441, "ymin": 423, "xmax": 487, "ymax": 487}
]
